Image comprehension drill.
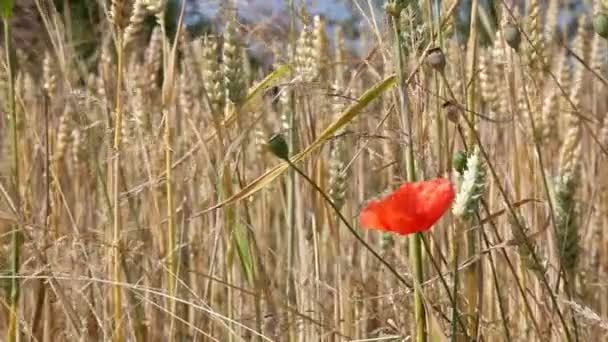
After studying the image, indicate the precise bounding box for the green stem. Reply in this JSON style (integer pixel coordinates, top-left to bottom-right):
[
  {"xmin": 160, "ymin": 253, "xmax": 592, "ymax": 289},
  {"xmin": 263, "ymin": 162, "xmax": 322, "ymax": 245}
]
[
  {"xmin": 417, "ymin": 235, "xmax": 468, "ymax": 338},
  {"xmin": 450, "ymin": 221, "xmax": 460, "ymax": 342},
  {"xmin": 464, "ymin": 0, "xmax": 482, "ymax": 338},
  {"xmin": 391, "ymin": 13, "xmax": 426, "ymax": 342},
  {"xmin": 410, "ymin": 233, "xmax": 426, "ymax": 341},
  {"xmin": 286, "ymin": 2, "xmax": 298, "ymax": 341}
]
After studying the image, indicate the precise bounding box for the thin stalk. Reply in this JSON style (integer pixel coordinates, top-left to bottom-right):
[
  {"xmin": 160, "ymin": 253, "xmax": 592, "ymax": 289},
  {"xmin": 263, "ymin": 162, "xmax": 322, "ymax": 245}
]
[
  {"xmin": 418, "ymin": 235, "xmax": 469, "ymax": 338},
  {"xmin": 239, "ymin": 198, "xmax": 266, "ymax": 342},
  {"xmin": 118, "ymin": 167, "xmax": 147, "ymax": 342},
  {"xmin": 410, "ymin": 232, "xmax": 426, "ymax": 342},
  {"xmin": 165, "ymin": 103, "xmax": 177, "ymax": 341},
  {"xmin": 32, "ymin": 89, "xmax": 51, "ymax": 342},
  {"xmin": 286, "ymin": 1, "xmax": 298, "ymax": 340},
  {"xmin": 163, "ymin": 24, "xmax": 177, "ymax": 338},
  {"xmin": 99, "ymin": 83, "xmax": 147, "ymax": 340},
  {"xmin": 464, "ymin": 0, "xmax": 481, "ymax": 337},
  {"xmin": 427, "ymin": 0, "xmax": 442, "ymax": 289},
  {"xmin": 510, "ymin": 54, "xmax": 529, "ymax": 340},
  {"xmin": 4, "ymin": 17, "xmax": 21, "ymax": 342},
  {"xmin": 391, "ymin": 13, "xmax": 426, "ymax": 342},
  {"xmin": 111, "ymin": 31, "xmax": 125, "ymax": 342},
  {"xmin": 437, "ymin": 62, "xmax": 463, "ymax": 342},
  {"xmin": 451, "ymin": 219, "xmax": 462, "ymax": 342},
  {"xmin": 163, "ymin": 4, "xmax": 186, "ymax": 338},
  {"xmin": 335, "ymin": 216, "xmax": 344, "ymax": 339},
  {"xmin": 477, "ymin": 216, "xmax": 512, "ymax": 342}
]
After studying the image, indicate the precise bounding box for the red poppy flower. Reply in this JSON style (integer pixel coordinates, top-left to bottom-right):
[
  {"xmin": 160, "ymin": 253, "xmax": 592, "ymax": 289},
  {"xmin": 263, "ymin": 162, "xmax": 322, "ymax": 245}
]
[{"xmin": 360, "ymin": 178, "xmax": 455, "ymax": 235}]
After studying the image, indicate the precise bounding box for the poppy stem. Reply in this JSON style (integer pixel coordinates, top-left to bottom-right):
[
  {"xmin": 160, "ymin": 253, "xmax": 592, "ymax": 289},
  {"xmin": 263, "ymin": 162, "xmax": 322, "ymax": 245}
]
[
  {"xmin": 418, "ymin": 234, "xmax": 469, "ymax": 339},
  {"xmin": 270, "ymin": 143, "xmax": 464, "ymax": 333},
  {"xmin": 279, "ymin": 158, "xmax": 413, "ymax": 291}
]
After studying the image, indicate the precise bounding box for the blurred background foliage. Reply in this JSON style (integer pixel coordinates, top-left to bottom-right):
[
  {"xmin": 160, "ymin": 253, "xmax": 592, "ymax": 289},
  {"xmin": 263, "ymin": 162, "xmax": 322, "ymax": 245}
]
[{"xmin": 6, "ymin": 0, "xmax": 590, "ymax": 71}]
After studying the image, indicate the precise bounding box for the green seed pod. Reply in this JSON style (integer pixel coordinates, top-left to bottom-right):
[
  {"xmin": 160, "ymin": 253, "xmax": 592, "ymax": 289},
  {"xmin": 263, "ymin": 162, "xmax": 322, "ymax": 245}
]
[
  {"xmin": 593, "ymin": 14, "xmax": 608, "ymax": 39},
  {"xmin": 453, "ymin": 150, "xmax": 468, "ymax": 175},
  {"xmin": 267, "ymin": 133, "xmax": 289, "ymax": 160},
  {"xmin": 504, "ymin": 23, "xmax": 521, "ymax": 50}
]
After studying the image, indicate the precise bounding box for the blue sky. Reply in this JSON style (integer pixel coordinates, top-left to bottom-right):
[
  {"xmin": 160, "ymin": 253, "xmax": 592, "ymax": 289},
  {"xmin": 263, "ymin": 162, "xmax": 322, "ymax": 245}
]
[{"xmin": 185, "ymin": 0, "xmax": 359, "ymax": 26}]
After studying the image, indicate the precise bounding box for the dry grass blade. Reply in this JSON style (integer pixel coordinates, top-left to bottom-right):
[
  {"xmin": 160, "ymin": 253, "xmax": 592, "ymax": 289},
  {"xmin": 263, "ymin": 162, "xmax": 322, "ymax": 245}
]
[{"xmin": 193, "ymin": 74, "xmax": 396, "ymax": 215}]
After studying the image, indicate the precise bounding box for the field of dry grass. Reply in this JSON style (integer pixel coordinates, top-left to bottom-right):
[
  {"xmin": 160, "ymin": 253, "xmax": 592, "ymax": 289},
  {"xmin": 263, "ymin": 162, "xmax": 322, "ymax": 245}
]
[{"xmin": 0, "ymin": 0, "xmax": 606, "ymax": 341}]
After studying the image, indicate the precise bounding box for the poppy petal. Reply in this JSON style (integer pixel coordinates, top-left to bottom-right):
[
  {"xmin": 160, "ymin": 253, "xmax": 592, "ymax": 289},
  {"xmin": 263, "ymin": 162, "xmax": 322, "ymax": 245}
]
[
  {"xmin": 415, "ymin": 178, "xmax": 455, "ymax": 229},
  {"xmin": 360, "ymin": 201, "xmax": 385, "ymax": 229},
  {"xmin": 360, "ymin": 178, "xmax": 455, "ymax": 235}
]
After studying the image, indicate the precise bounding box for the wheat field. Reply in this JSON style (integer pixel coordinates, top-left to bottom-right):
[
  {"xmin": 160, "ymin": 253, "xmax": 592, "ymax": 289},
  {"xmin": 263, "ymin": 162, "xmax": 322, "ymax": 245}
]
[{"xmin": 0, "ymin": 0, "xmax": 606, "ymax": 341}]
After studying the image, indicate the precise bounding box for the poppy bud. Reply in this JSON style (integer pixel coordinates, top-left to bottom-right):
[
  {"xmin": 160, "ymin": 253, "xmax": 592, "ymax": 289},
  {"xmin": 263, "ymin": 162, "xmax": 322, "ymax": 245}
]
[
  {"xmin": 504, "ymin": 23, "xmax": 521, "ymax": 50},
  {"xmin": 426, "ymin": 47, "xmax": 446, "ymax": 72},
  {"xmin": 453, "ymin": 151, "xmax": 468, "ymax": 175},
  {"xmin": 267, "ymin": 133, "xmax": 289, "ymax": 160},
  {"xmin": 442, "ymin": 101, "xmax": 460, "ymax": 123},
  {"xmin": 593, "ymin": 14, "xmax": 608, "ymax": 39}
]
